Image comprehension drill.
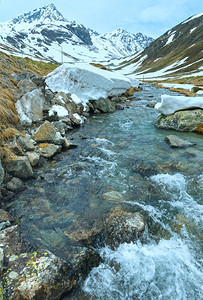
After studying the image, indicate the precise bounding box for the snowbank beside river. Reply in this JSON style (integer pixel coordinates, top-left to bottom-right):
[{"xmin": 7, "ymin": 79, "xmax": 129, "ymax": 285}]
[{"xmin": 46, "ymin": 63, "xmax": 134, "ymax": 104}]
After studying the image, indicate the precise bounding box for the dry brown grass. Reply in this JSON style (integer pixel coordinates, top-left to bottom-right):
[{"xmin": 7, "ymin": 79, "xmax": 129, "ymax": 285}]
[
  {"xmin": 0, "ymin": 51, "xmax": 57, "ymax": 147},
  {"xmin": 90, "ymin": 63, "xmax": 111, "ymax": 71}
]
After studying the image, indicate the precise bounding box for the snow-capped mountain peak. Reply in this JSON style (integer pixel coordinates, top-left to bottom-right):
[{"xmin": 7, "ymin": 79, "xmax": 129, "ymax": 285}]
[
  {"xmin": 10, "ymin": 3, "xmax": 66, "ymax": 25},
  {"xmin": 0, "ymin": 4, "xmax": 153, "ymax": 63}
]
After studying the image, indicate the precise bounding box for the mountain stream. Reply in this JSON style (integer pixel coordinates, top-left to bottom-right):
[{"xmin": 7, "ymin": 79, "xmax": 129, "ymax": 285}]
[{"xmin": 5, "ymin": 84, "xmax": 203, "ymax": 299}]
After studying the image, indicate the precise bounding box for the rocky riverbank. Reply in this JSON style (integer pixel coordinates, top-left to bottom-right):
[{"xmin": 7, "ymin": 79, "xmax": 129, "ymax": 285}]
[{"xmin": 0, "ymin": 60, "xmax": 143, "ymax": 298}]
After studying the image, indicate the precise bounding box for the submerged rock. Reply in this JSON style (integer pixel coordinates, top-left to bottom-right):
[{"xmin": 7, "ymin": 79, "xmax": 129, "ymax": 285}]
[
  {"xmin": 4, "ymin": 156, "xmax": 34, "ymax": 179},
  {"xmin": 64, "ymin": 209, "xmax": 145, "ymax": 250},
  {"xmin": 155, "ymin": 109, "xmax": 203, "ymax": 132},
  {"xmin": 165, "ymin": 135, "xmax": 196, "ymax": 148}
]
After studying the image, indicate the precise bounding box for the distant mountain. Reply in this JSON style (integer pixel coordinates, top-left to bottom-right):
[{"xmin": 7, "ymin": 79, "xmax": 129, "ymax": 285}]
[
  {"xmin": 0, "ymin": 3, "xmax": 153, "ymax": 63},
  {"xmin": 115, "ymin": 13, "xmax": 203, "ymax": 78}
]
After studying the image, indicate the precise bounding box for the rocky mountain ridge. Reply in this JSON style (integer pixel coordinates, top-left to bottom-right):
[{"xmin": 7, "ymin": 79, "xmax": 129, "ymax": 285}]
[
  {"xmin": 0, "ymin": 3, "xmax": 153, "ymax": 63},
  {"xmin": 114, "ymin": 12, "xmax": 203, "ymax": 80}
]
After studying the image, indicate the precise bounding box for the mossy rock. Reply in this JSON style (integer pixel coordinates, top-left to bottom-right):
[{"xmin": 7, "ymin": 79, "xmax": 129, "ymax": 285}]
[{"xmin": 155, "ymin": 109, "xmax": 203, "ymax": 132}]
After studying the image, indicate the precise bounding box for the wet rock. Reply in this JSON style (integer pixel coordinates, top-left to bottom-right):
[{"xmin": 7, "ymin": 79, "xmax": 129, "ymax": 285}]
[
  {"xmin": 146, "ymin": 101, "xmax": 156, "ymax": 108},
  {"xmin": 165, "ymin": 135, "xmax": 196, "ymax": 148},
  {"xmin": 34, "ymin": 121, "xmax": 57, "ymax": 143},
  {"xmin": 104, "ymin": 209, "xmax": 145, "ymax": 249},
  {"xmin": 39, "ymin": 144, "xmax": 62, "ymax": 158},
  {"xmin": 0, "ymin": 209, "xmax": 13, "ymax": 223},
  {"xmin": 155, "ymin": 109, "xmax": 203, "ymax": 132},
  {"xmin": 26, "ymin": 151, "xmax": 40, "ymax": 166},
  {"xmin": 17, "ymin": 135, "xmax": 35, "ymax": 151},
  {"xmin": 52, "ymin": 132, "xmax": 65, "ymax": 145},
  {"xmin": 6, "ymin": 177, "xmax": 24, "ymax": 192},
  {"xmin": 0, "ymin": 225, "xmax": 100, "ymax": 300},
  {"xmin": 0, "ymin": 159, "xmax": 4, "ymax": 186},
  {"xmin": 131, "ymin": 159, "xmax": 160, "ymax": 177},
  {"xmin": 102, "ymin": 191, "xmax": 123, "ymax": 203},
  {"xmin": 64, "ymin": 209, "xmax": 145, "ymax": 250},
  {"xmin": 91, "ymin": 98, "xmax": 115, "ymax": 113},
  {"xmin": 63, "ymin": 137, "xmax": 78, "ymax": 150},
  {"xmin": 115, "ymin": 104, "xmax": 124, "ymax": 110},
  {"xmin": 4, "ymin": 156, "xmax": 34, "ymax": 179}
]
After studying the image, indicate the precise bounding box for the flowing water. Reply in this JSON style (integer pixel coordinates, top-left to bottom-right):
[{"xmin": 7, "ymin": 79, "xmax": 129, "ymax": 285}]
[{"xmin": 5, "ymin": 84, "xmax": 203, "ymax": 299}]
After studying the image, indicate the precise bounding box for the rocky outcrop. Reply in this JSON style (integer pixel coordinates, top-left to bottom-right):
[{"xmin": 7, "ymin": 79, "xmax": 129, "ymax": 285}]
[
  {"xmin": 165, "ymin": 135, "xmax": 196, "ymax": 148},
  {"xmin": 4, "ymin": 156, "xmax": 34, "ymax": 179},
  {"xmin": 155, "ymin": 109, "xmax": 203, "ymax": 132},
  {"xmin": 155, "ymin": 95, "xmax": 203, "ymax": 116},
  {"xmin": 0, "ymin": 225, "xmax": 100, "ymax": 300}
]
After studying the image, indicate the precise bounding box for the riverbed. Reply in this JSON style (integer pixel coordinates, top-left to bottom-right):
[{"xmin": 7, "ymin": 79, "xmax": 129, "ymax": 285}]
[{"xmin": 5, "ymin": 84, "xmax": 203, "ymax": 299}]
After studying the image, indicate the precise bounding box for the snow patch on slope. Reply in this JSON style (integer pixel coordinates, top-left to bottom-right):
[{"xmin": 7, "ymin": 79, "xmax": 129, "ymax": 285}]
[{"xmin": 46, "ymin": 63, "xmax": 132, "ymax": 104}]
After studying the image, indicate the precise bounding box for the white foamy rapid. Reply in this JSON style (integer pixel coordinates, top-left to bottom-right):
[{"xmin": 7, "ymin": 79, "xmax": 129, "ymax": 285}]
[{"xmin": 83, "ymin": 173, "xmax": 203, "ymax": 299}]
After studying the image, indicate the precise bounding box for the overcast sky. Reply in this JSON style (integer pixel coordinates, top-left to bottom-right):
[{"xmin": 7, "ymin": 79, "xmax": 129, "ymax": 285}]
[{"xmin": 0, "ymin": 0, "xmax": 202, "ymax": 37}]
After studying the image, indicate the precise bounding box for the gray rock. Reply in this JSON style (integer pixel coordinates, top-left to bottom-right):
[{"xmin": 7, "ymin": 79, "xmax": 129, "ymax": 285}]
[
  {"xmin": 60, "ymin": 117, "xmax": 72, "ymax": 126},
  {"xmin": 17, "ymin": 136, "xmax": 35, "ymax": 151},
  {"xmin": 0, "ymin": 221, "xmax": 11, "ymax": 231},
  {"xmin": 26, "ymin": 151, "xmax": 40, "ymax": 166},
  {"xmin": 0, "ymin": 247, "xmax": 4, "ymax": 274},
  {"xmin": 4, "ymin": 156, "xmax": 34, "ymax": 179},
  {"xmin": 39, "ymin": 144, "xmax": 62, "ymax": 158},
  {"xmin": 53, "ymin": 121, "xmax": 69, "ymax": 135},
  {"xmin": 0, "ymin": 159, "xmax": 4, "ymax": 186},
  {"xmin": 165, "ymin": 135, "xmax": 196, "ymax": 148},
  {"xmin": 0, "ymin": 209, "xmax": 13, "ymax": 223},
  {"xmin": 63, "ymin": 137, "xmax": 78, "ymax": 150},
  {"xmin": 146, "ymin": 101, "xmax": 156, "ymax": 108},
  {"xmin": 6, "ymin": 177, "xmax": 24, "ymax": 192},
  {"xmin": 52, "ymin": 132, "xmax": 65, "ymax": 145},
  {"xmin": 91, "ymin": 98, "xmax": 115, "ymax": 113},
  {"xmin": 115, "ymin": 103, "xmax": 124, "ymax": 110}
]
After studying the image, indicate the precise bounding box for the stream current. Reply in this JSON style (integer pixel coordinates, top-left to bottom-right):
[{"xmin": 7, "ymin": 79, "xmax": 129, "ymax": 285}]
[{"xmin": 6, "ymin": 84, "xmax": 203, "ymax": 299}]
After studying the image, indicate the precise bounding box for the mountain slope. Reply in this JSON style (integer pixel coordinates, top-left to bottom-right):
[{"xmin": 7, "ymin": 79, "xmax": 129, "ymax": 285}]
[
  {"xmin": 115, "ymin": 13, "xmax": 203, "ymax": 80},
  {"xmin": 0, "ymin": 4, "xmax": 153, "ymax": 63}
]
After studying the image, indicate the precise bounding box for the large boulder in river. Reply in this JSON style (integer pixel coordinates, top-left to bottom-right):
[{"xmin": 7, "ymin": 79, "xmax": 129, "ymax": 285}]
[
  {"xmin": 155, "ymin": 95, "xmax": 203, "ymax": 116},
  {"xmin": 4, "ymin": 156, "xmax": 33, "ymax": 179},
  {"xmin": 34, "ymin": 121, "xmax": 57, "ymax": 143},
  {"xmin": 155, "ymin": 109, "xmax": 203, "ymax": 132}
]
